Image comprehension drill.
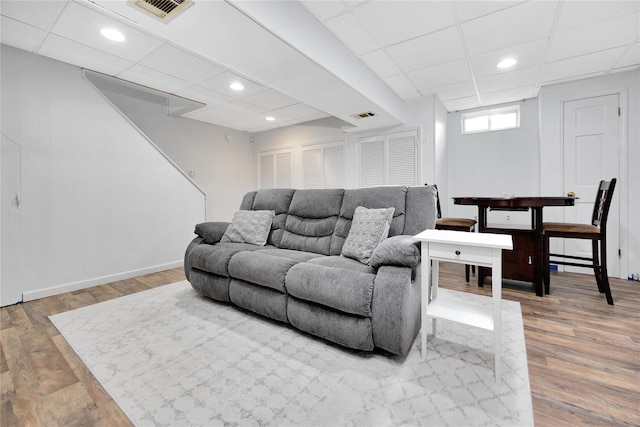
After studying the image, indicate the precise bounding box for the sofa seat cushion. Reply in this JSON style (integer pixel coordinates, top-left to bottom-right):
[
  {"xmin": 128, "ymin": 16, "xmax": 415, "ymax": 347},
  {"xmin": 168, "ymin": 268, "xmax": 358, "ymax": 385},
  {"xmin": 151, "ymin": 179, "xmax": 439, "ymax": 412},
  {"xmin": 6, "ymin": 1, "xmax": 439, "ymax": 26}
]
[
  {"xmin": 190, "ymin": 242, "xmax": 272, "ymax": 277},
  {"xmin": 287, "ymin": 297, "xmax": 374, "ymax": 351},
  {"xmin": 307, "ymin": 255, "xmax": 376, "ymax": 274},
  {"xmin": 255, "ymin": 248, "xmax": 324, "ymax": 263},
  {"xmin": 285, "ymin": 262, "xmax": 376, "ymax": 317},
  {"xmin": 228, "ymin": 249, "xmax": 322, "ymax": 293}
]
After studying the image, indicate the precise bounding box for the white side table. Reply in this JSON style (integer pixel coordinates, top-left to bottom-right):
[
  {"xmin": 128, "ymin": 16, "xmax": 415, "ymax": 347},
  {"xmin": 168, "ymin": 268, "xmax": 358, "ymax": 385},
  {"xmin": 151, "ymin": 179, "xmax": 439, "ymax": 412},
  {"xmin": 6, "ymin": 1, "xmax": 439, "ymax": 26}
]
[{"xmin": 414, "ymin": 229, "xmax": 513, "ymax": 383}]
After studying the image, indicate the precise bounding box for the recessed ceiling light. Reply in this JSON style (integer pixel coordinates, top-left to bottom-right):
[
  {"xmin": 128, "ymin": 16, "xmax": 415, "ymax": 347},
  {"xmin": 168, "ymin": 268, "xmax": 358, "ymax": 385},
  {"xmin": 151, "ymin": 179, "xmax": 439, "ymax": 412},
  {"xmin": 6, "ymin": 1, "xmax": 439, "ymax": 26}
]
[
  {"xmin": 265, "ymin": 116, "xmax": 275, "ymax": 121},
  {"xmin": 229, "ymin": 82, "xmax": 244, "ymax": 91},
  {"xmin": 497, "ymin": 58, "xmax": 517, "ymax": 69},
  {"xmin": 100, "ymin": 28, "xmax": 125, "ymax": 42}
]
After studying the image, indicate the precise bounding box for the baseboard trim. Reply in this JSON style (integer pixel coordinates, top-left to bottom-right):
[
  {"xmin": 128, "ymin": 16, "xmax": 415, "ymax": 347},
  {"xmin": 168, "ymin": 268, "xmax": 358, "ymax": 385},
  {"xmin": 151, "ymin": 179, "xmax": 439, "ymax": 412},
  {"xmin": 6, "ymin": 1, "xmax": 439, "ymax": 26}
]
[{"xmin": 22, "ymin": 261, "xmax": 183, "ymax": 302}]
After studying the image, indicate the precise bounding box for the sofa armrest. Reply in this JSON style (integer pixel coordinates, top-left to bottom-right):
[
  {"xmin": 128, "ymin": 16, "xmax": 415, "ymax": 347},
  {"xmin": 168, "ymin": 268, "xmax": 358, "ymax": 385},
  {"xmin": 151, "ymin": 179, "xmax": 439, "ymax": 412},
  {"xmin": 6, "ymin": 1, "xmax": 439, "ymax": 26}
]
[
  {"xmin": 194, "ymin": 221, "xmax": 230, "ymax": 244},
  {"xmin": 369, "ymin": 235, "xmax": 420, "ymax": 268},
  {"xmin": 371, "ymin": 265, "xmax": 421, "ymax": 356}
]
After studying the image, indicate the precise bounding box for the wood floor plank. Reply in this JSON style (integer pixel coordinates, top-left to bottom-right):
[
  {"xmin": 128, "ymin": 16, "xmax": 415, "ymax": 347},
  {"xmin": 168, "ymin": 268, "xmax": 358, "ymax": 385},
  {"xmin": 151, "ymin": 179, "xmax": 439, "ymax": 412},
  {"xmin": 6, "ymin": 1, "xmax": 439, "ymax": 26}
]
[{"xmin": 1, "ymin": 266, "xmax": 639, "ymax": 426}]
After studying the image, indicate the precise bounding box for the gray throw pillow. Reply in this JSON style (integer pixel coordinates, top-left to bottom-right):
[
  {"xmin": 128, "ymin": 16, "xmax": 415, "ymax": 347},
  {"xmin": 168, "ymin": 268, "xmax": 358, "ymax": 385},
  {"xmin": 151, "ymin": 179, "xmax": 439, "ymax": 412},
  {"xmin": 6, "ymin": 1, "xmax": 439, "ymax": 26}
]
[
  {"xmin": 341, "ymin": 206, "xmax": 395, "ymax": 264},
  {"xmin": 221, "ymin": 210, "xmax": 275, "ymax": 246}
]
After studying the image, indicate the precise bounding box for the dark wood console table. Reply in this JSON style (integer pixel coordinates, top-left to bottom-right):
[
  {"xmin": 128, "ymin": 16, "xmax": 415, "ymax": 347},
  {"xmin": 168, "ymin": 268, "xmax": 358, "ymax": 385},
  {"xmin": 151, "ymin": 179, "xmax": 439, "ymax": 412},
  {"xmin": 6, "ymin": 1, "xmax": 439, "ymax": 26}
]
[{"xmin": 453, "ymin": 196, "xmax": 576, "ymax": 297}]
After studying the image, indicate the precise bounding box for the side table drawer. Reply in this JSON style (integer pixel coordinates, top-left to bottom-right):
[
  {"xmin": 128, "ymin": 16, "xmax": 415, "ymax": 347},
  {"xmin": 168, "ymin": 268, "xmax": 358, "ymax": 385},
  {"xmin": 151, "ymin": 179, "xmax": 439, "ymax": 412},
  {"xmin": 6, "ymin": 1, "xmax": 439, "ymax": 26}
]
[{"xmin": 428, "ymin": 243, "xmax": 493, "ymax": 265}]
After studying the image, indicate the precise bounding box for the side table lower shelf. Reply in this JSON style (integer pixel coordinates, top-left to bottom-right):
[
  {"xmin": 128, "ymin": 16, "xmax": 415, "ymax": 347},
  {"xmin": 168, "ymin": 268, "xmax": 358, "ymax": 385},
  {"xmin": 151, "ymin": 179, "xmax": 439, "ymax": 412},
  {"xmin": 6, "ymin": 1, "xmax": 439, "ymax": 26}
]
[
  {"xmin": 414, "ymin": 229, "xmax": 513, "ymax": 383},
  {"xmin": 427, "ymin": 298, "xmax": 494, "ymax": 331}
]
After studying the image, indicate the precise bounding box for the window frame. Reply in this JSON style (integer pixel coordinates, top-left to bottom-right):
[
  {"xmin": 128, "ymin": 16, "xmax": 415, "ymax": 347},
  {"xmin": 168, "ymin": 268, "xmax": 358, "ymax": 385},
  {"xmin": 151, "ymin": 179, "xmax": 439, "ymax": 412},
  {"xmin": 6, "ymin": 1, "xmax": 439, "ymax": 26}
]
[{"xmin": 461, "ymin": 105, "xmax": 520, "ymax": 135}]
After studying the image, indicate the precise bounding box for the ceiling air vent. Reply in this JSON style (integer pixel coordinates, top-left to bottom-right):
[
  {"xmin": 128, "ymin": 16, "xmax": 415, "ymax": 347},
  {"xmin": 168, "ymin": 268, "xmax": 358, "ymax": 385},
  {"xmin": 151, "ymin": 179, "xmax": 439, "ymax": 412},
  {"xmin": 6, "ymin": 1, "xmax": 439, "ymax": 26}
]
[
  {"xmin": 351, "ymin": 111, "xmax": 376, "ymax": 119},
  {"xmin": 128, "ymin": 0, "xmax": 193, "ymax": 23}
]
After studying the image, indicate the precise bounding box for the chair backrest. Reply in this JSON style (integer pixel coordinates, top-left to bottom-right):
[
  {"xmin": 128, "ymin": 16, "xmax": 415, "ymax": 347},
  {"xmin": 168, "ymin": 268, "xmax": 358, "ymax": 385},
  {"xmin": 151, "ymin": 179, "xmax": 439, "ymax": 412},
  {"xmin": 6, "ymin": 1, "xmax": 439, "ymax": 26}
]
[
  {"xmin": 591, "ymin": 178, "xmax": 617, "ymax": 230},
  {"xmin": 428, "ymin": 184, "xmax": 443, "ymax": 219}
]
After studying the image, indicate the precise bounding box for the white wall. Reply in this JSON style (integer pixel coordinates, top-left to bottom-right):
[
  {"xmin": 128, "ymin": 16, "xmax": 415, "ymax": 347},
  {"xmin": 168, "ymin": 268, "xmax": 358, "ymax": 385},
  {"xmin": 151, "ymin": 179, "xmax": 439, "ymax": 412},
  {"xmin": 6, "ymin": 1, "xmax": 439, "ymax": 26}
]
[
  {"xmin": 539, "ymin": 70, "xmax": 640, "ymax": 279},
  {"xmin": 446, "ymin": 99, "xmax": 540, "ymax": 225},
  {"xmin": 102, "ymin": 91, "xmax": 254, "ymax": 221},
  {"xmin": 0, "ymin": 45, "xmax": 205, "ymax": 303}
]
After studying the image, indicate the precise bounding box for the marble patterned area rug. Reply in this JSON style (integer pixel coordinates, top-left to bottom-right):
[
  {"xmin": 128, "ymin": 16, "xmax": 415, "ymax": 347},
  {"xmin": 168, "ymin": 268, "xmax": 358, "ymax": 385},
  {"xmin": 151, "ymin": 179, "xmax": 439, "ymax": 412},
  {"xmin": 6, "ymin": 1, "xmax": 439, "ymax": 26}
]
[{"xmin": 50, "ymin": 281, "xmax": 533, "ymax": 426}]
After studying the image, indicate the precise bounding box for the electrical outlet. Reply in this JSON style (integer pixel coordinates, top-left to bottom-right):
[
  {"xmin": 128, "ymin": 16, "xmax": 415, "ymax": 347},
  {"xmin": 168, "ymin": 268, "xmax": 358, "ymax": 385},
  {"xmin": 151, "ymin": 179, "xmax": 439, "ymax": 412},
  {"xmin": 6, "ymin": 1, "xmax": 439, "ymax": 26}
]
[{"xmin": 506, "ymin": 215, "xmax": 511, "ymax": 222}]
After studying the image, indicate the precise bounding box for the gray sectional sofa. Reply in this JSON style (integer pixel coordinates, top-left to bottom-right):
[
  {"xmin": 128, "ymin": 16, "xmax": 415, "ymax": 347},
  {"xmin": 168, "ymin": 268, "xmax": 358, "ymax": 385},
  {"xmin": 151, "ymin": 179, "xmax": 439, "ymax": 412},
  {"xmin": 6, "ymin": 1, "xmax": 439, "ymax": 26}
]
[{"xmin": 184, "ymin": 185, "xmax": 437, "ymax": 356}]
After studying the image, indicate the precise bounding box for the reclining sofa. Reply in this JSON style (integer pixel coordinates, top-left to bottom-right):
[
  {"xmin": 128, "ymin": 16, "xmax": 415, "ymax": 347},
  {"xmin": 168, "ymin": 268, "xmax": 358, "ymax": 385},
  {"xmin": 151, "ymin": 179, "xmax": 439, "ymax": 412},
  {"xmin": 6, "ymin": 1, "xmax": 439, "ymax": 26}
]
[{"xmin": 184, "ymin": 185, "xmax": 437, "ymax": 356}]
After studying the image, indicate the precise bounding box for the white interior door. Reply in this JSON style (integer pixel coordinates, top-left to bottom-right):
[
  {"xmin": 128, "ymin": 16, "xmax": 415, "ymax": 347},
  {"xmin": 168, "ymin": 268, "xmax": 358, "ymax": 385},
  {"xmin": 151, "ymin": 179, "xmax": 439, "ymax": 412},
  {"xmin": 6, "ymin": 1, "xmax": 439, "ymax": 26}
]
[
  {"xmin": 1, "ymin": 134, "xmax": 23, "ymax": 306},
  {"xmin": 563, "ymin": 94, "xmax": 620, "ymax": 277}
]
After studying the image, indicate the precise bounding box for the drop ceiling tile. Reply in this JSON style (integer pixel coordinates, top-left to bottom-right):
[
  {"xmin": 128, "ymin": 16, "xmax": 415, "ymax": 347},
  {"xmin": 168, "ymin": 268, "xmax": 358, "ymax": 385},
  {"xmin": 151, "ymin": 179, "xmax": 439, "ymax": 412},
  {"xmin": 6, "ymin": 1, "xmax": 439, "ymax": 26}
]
[
  {"xmin": 223, "ymin": 115, "xmax": 271, "ymax": 132},
  {"xmin": 175, "ymin": 85, "xmax": 233, "ymax": 107},
  {"xmin": 0, "ymin": 16, "xmax": 47, "ymax": 52},
  {"xmin": 185, "ymin": 102, "xmax": 255, "ymax": 124},
  {"xmin": 360, "ymin": 49, "xmax": 402, "ymax": 79},
  {"xmin": 613, "ymin": 42, "xmax": 640, "ymax": 69},
  {"xmin": 138, "ymin": 44, "xmax": 225, "ymax": 84},
  {"xmin": 241, "ymin": 90, "xmax": 297, "ymax": 111},
  {"xmin": 480, "ymin": 85, "xmax": 537, "ymax": 106},
  {"xmin": 407, "ymin": 59, "xmax": 471, "ymax": 93},
  {"xmin": 199, "ymin": 72, "xmax": 266, "ymax": 99},
  {"xmin": 0, "ymin": 0, "xmax": 67, "ymax": 30},
  {"xmin": 302, "ymin": 1, "xmax": 349, "ymax": 21},
  {"xmin": 432, "ymin": 80, "xmax": 477, "ymax": 101},
  {"xmin": 385, "ymin": 26, "xmax": 465, "ymax": 73},
  {"xmin": 273, "ymin": 103, "xmax": 327, "ymax": 120},
  {"xmin": 541, "ymin": 47, "xmax": 630, "ymax": 83},
  {"xmin": 383, "ymin": 74, "xmax": 417, "ymax": 97},
  {"xmin": 452, "ymin": 1, "xmax": 524, "ymax": 23},
  {"xmin": 469, "ymin": 38, "xmax": 548, "ymax": 78},
  {"xmin": 118, "ymin": 64, "xmax": 192, "ymax": 94},
  {"xmin": 325, "ymin": 11, "xmax": 378, "ymax": 55},
  {"xmin": 442, "ymin": 96, "xmax": 481, "ymax": 112},
  {"xmin": 547, "ymin": 14, "xmax": 639, "ymax": 62},
  {"xmin": 353, "ymin": 1, "xmax": 455, "ymax": 47},
  {"xmin": 229, "ymin": 100, "xmax": 264, "ymax": 115},
  {"xmin": 555, "ymin": 1, "xmax": 639, "ymax": 33},
  {"xmin": 50, "ymin": 1, "xmax": 164, "ymax": 62},
  {"xmin": 38, "ymin": 33, "xmax": 132, "ymax": 75},
  {"xmin": 461, "ymin": 1, "xmax": 558, "ymax": 55},
  {"xmin": 476, "ymin": 66, "xmax": 539, "ymax": 93}
]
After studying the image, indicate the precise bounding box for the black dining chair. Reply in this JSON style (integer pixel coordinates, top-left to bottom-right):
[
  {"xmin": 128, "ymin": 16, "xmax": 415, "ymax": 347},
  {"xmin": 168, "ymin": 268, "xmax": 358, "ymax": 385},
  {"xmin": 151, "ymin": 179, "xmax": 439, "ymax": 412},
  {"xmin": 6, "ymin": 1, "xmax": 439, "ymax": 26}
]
[
  {"xmin": 543, "ymin": 178, "xmax": 617, "ymax": 305},
  {"xmin": 432, "ymin": 185, "xmax": 477, "ymax": 282}
]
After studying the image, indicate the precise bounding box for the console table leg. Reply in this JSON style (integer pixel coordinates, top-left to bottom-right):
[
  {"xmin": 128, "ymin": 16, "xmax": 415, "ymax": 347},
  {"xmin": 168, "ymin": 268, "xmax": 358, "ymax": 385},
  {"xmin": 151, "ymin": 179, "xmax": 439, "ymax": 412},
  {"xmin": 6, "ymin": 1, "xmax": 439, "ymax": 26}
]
[{"xmin": 492, "ymin": 250, "xmax": 502, "ymax": 384}]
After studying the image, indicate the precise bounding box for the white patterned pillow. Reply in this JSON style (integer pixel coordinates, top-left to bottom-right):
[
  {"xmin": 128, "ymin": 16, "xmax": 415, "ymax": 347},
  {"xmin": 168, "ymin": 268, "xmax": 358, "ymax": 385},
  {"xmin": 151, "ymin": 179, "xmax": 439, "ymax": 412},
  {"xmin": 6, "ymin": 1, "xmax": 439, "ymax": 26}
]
[
  {"xmin": 341, "ymin": 206, "xmax": 395, "ymax": 264},
  {"xmin": 221, "ymin": 210, "xmax": 275, "ymax": 246}
]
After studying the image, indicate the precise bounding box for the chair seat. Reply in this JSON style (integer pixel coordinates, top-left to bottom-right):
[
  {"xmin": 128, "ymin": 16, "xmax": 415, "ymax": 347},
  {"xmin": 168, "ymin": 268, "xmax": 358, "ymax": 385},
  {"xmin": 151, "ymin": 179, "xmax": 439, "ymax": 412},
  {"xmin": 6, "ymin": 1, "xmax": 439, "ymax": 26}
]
[
  {"xmin": 436, "ymin": 218, "xmax": 477, "ymax": 229},
  {"xmin": 543, "ymin": 222, "xmax": 600, "ymax": 238},
  {"xmin": 542, "ymin": 178, "xmax": 616, "ymax": 305}
]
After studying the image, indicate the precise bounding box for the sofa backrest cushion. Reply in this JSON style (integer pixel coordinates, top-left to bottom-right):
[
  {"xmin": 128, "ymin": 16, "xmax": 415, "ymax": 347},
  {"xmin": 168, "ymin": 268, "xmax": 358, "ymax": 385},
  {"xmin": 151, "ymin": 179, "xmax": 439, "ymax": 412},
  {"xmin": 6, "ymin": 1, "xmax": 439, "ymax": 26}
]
[
  {"xmin": 404, "ymin": 185, "xmax": 437, "ymax": 236},
  {"xmin": 280, "ymin": 189, "xmax": 345, "ymax": 255},
  {"xmin": 331, "ymin": 186, "xmax": 408, "ymax": 255},
  {"xmin": 251, "ymin": 189, "xmax": 295, "ymax": 246}
]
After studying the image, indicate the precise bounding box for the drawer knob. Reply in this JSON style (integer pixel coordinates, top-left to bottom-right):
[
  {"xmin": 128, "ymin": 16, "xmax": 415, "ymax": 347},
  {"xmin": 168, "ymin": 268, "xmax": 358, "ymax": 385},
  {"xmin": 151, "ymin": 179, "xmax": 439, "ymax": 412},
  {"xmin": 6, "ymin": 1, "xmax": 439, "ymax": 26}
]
[{"xmin": 455, "ymin": 250, "xmax": 461, "ymax": 256}]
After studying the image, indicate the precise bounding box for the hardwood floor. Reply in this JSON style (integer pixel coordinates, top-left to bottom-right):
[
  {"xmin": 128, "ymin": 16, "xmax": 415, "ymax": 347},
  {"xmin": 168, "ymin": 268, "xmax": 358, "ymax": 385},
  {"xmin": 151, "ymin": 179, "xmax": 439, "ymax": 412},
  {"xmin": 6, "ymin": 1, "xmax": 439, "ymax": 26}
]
[{"xmin": 1, "ymin": 265, "xmax": 638, "ymax": 426}]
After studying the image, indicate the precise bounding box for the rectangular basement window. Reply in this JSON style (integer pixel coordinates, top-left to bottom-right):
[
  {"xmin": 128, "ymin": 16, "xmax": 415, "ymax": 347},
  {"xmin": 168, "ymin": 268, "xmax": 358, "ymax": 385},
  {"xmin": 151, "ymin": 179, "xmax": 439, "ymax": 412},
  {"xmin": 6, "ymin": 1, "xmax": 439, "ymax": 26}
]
[{"xmin": 461, "ymin": 105, "xmax": 520, "ymax": 134}]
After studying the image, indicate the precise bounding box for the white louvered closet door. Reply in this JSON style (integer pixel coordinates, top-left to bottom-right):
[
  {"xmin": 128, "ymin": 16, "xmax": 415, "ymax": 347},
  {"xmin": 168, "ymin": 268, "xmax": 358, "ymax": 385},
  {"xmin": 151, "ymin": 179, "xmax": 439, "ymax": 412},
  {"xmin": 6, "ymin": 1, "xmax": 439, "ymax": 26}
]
[
  {"xmin": 359, "ymin": 130, "xmax": 418, "ymax": 187},
  {"xmin": 302, "ymin": 142, "xmax": 345, "ymax": 189},
  {"xmin": 275, "ymin": 152, "xmax": 291, "ymax": 188},
  {"xmin": 388, "ymin": 132, "xmax": 417, "ymax": 186},
  {"xmin": 260, "ymin": 153, "xmax": 275, "ymax": 189},
  {"xmin": 359, "ymin": 137, "xmax": 385, "ymax": 188},
  {"xmin": 302, "ymin": 148, "xmax": 322, "ymax": 189},
  {"xmin": 323, "ymin": 145, "xmax": 345, "ymax": 189},
  {"xmin": 259, "ymin": 149, "xmax": 292, "ymax": 189}
]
